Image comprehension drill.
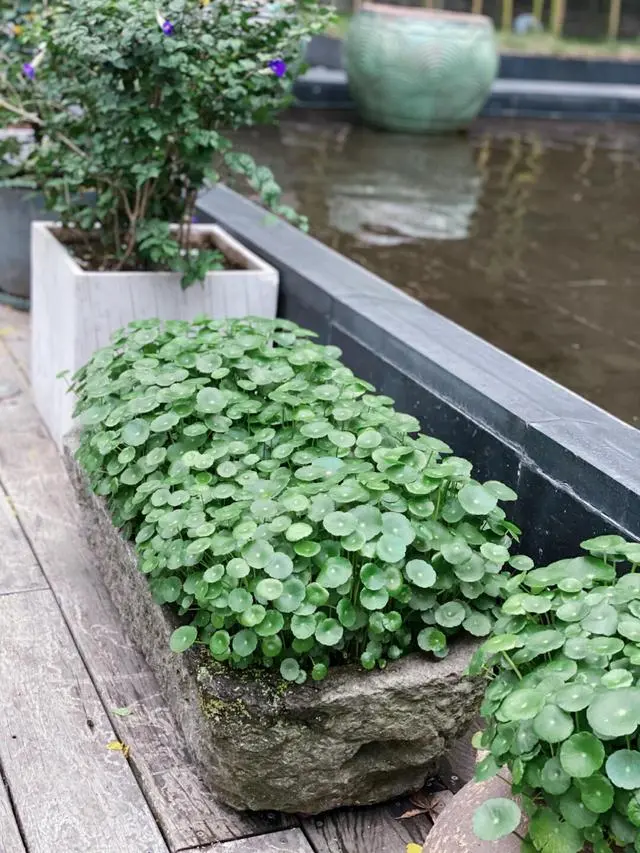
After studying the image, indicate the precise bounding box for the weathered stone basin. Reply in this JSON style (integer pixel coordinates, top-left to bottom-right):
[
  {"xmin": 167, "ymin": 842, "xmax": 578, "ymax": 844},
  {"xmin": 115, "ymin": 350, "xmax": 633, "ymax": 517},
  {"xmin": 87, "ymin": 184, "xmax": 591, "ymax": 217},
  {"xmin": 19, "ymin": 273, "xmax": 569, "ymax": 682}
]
[{"xmin": 64, "ymin": 439, "xmax": 484, "ymax": 814}]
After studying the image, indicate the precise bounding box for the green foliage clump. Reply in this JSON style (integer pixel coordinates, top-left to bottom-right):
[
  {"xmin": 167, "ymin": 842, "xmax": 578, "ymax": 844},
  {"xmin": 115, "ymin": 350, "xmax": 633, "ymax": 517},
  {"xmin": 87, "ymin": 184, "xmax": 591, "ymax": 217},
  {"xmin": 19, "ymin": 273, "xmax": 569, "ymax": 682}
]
[
  {"xmin": 470, "ymin": 535, "xmax": 640, "ymax": 853},
  {"xmin": 71, "ymin": 316, "xmax": 523, "ymax": 683},
  {"xmin": 0, "ymin": 0, "xmax": 332, "ymax": 285}
]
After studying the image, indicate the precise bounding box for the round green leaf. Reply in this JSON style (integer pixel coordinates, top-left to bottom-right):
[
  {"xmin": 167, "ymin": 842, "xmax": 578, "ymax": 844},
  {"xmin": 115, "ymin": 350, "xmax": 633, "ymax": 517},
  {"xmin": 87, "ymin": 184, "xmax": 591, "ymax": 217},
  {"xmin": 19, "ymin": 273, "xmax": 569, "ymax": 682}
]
[
  {"xmin": 196, "ymin": 388, "xmax": 227, "ymax": 414},
  {"xmin": 577, "ymin": 775, "xmax": 614, "ymax": 814},
  {"xmin": 606, "ymin": 749, "xmax": 640, "ymax": 789},
  {"xmin": 435, "ymin": 601, "xmax": 466, "ymax": 628},
  {"xmin": 560, "ymin": 732, "xmax": 605, "ymax": 778},
  {"xmin": 349, "ymin": 506, "xmax": 383, "ymax": 540},
  {"xmin": 317, "ymin": 557, "xmax": 353, "ymax": 589},
  {"xmin": 360, "ymin": 587, "xmax": 390, "ymax": 611},
  {"xmin": 541, "ymin": 757, "xmax": 571, "ymax": 795},
  {"xmin": 254, "ymin": 610, "xmax": 285, "ymax": 637},
  {"xmin": 558, "ymin": 787, "xmax": 598, "ymax": 828},
  {"xmin": 337, "ymin": 598, "xmax": 357, "ymax": 628},
  {"xmin": 315, "ymin": 617, "xmax": 344, "ymax": 647},
  {"xmin": 280, "ymin": 658, "xmax": 301, "ymax": 682},
  {"xmin": 501, "ymin": 688, "xmax": 545, "ymax": 721},
  {"xmin": 275, "ymin": 578, "xmax": 306, "ymax": 613},
  {"xmin": 376, "ymin": 534, "xmax": 406, "ymax": 563},
  {"xmin": 441, "ymin": 539, "xmax": 473, "ymax": 566},
  {"xmin": 463, "ymin": 612, "xmax": 492, "ymax": 637},
  {"xmin": 286, "ymin": 522, "xmax": 313, "ymax": 542},
  {"xmin": 527, "ymin": 630, "xmax": 565, "ymax": 656},
  {"xmin": 619, "ymin": 617, "xmax": 640, "ymax": 643},
  {"xmin": 232, "ymin": 629, "xmax": 258, "ymax": 657},
  {"xmin": 586, "ymin": 688, "xmax": 640, "ymax": 737},
  {"xmin": 405, "ymin": 559, "xmax": 436, "ymax": 589},
  {"xmin": 472, "ymin": 799, "xmax": 521, "ymax": 842},
  {"xmin": 306, "ymin": 583, "xmax": 329, "ymax": 606},
  {"xmin": 265, "ymin": 552, "xmax": 294, "ymax": 580},
  {"xmin": 555, "ymin": 683, "xmax": 595, "ymax": 713},
  {"xmin": 602, "ymin": 669, "xmax": 634, "ymax": 689},
  {"xmin": 533, "ymin": 705, "xmax": 574, "ymax": 743},
  {"xmin": 209, "ymin": 630, "xmax": 230, "ymax": 656},
  {"xmin": 323, "ymin": 512, "xmax": 356, "ymax": 537},
  {"xmin": 458, "ymin": 484, "xmax": 498, "ymax": 516},
  {"xmin": 481, "ymin": 634, "xmax": 524, "ymax": 654},
  {"xmin": 228, "ymin": 589, "xmax": 253, "ymax": 613},
  {"xmin": 121, "ymin": 418, "xmax": 150, "ymax": 447},
  {"xmin": 381, "ymin": 512, "xmax": 415, "ymax": 545},
  {"xmin": 312, "ymin": 663, "xmax": 328, "ymax": 681},
  {"xmin": 417, "ymin": 628, "xmax": 447, "ymax": 653},
  {"xmin": 169, "ymin": 625, "xmax": 197, "ymax": 653},
  {"xmin": 226, "ymin": 558, "xmax": 250, "ymax": 579},
  {"xmin": 360, "ymin": 563, "xmax": 386, "ymax": 591},
  {"xmin": 242, "ymin": 540, "xmax": 274, "ymax": 569},
  {"xmin": 255, "ymin": 578, "xmax": 284, "ymax": 601},
  {"xmin": 150, "ymin": 411, "xmax": 179, "ymax": 432}
]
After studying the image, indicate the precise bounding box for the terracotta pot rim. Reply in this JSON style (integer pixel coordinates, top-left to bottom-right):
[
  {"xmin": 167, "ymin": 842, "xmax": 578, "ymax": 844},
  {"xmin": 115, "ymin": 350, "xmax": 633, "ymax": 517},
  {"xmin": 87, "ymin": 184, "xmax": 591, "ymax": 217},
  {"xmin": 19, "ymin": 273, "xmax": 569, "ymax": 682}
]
[{"xmin": 358, "ymin": 2, "xmax": 493, "ymax": 23}]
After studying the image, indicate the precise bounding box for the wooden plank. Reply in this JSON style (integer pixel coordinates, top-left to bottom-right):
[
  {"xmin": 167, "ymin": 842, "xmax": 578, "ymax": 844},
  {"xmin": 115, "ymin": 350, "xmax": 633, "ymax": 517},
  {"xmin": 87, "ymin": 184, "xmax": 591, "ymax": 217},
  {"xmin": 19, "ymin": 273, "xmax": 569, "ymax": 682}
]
[
  {"xmin": 0, "ymin": 588, "xmax": 168, "ymax": 853},
  {"xmin": 0, "ymin": 774, "xmax": 26, "ymax": 853},
  {"xmin": 302, "ymin": 799, "xmax": 432, "ymax": 853},
  {"xmin": 440, "ymin": 721, "xmax": 480, "ymax": 792},
  {"xmin": 0, "ymin": 489, "xmax": 48, "ymax": 596},
  {"xmin": 0, "ymin": 341, "xmax": 295, "ymax": 850},
  {"xmin": 0, "ymin": 304, "xmax": 29, "ymax": 381},
  {"xmin": 186, "ymin": 829, "xmax": 315, "ymax": 853}
]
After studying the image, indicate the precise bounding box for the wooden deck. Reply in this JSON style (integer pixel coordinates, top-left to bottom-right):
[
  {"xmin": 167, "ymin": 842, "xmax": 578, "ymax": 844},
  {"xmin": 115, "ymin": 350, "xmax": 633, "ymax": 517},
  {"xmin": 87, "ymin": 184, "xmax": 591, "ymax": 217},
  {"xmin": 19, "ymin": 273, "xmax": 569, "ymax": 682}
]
[{"xmin": 0, "ymin": 303, "xmax": 473, "ymax": 853}]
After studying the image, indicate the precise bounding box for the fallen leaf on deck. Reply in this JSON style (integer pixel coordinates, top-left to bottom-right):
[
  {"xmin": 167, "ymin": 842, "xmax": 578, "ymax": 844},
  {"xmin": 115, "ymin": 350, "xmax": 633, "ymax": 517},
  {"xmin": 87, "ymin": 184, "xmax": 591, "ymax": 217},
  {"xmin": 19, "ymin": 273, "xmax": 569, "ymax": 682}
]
[
  {"xmin": 107, "ymin": 740, "xmax": 130, "ymax": 758},
  {"xmin": 398, "ymin": 808, "xmax": 428, "ymax": 820}
]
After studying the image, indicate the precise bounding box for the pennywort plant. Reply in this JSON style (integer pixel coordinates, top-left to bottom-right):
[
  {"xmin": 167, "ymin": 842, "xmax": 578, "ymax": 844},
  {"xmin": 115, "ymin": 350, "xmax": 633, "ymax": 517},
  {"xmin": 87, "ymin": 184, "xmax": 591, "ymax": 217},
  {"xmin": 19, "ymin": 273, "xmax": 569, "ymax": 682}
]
[
  {"xmin": 0, "ymin": 0, "xmax": 332, "ymax": 285},
  {"xmin": 471, "ymin": 535, "xmax": 640, "ymax": 853},
  {"xmin": 71, "ymin": 316, "xmax": 524, "ymax": 684}
]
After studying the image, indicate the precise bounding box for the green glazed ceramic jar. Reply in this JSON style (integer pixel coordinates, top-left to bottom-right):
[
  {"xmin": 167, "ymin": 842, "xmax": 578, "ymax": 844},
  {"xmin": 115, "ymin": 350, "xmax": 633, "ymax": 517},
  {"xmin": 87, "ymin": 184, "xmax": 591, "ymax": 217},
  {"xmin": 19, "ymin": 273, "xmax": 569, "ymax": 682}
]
[{"xmin": 345, "ymin": 3, "xmax": 499, "ymax": 133}]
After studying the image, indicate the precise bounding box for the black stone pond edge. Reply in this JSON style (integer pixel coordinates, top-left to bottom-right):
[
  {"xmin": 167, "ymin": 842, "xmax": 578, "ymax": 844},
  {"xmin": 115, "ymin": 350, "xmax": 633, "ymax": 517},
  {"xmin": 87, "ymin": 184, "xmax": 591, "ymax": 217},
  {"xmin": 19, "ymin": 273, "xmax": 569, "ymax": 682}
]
[
  {"xmin": 197, "ymin": 185, "xmax": 640, "ymax": 565},
  {"xmin": 300, "ymin": 35, "xmax": 640, "ymax": 122}
]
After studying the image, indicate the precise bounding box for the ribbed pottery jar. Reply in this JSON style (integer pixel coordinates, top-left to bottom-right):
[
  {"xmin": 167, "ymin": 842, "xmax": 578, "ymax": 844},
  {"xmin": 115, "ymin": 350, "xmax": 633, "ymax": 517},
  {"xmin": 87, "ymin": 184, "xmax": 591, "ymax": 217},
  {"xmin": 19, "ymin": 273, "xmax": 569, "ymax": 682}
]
[{"xmin": 344, "ymin": 3, "xmax": 499, "ymax": 133}]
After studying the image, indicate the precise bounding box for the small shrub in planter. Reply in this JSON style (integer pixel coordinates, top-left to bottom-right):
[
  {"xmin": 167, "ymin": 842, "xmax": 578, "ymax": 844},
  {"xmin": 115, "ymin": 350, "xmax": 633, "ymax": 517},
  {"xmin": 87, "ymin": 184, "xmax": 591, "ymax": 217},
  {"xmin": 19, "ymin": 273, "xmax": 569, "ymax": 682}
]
[
  {"xmin": 3, "ymin": 0, "xmax": 333, "ymax": 444},
  {"xmin": 470, "ymin": 535, "xmax": 640, "ymax": 852},
  {"xmin": 68, "ymin": 315, "xmax": 525, "ymax": 811}
]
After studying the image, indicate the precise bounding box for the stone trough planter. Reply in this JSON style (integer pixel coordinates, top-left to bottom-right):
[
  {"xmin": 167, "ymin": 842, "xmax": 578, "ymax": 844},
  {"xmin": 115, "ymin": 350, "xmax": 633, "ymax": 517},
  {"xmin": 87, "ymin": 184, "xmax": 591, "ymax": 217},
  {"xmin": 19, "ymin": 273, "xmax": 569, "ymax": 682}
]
[{"xmin": 64, "ymin": 441, "xmax": 485, "ymax": 815}]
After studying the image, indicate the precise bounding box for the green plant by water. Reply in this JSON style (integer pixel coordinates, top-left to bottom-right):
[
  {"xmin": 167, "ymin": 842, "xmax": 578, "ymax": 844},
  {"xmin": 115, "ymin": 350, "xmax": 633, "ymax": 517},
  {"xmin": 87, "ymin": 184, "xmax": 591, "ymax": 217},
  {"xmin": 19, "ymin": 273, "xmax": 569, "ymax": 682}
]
[
  {"xmin": 70, "ymin": 315, "xmax": 526, "ymax": 684},
  {"xmin": 0, "ymin": 0, "xmax": 332, "ymax": 286},
  {"xmin": 470, "ymin": 535, "xmax": 640, "ymax": 852}
]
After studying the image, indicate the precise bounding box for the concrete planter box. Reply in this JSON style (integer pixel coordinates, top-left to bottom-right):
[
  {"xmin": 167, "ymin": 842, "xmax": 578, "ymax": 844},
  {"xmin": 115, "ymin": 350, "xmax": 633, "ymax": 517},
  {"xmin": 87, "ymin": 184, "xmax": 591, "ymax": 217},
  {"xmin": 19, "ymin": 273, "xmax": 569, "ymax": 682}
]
[
  {"xmin": 31, "ymin": 222, "xmax": 278, "ymax": 450},
  {"xmin": 64, "ymin": 442, "xmax": 484, "ymax": 815}
]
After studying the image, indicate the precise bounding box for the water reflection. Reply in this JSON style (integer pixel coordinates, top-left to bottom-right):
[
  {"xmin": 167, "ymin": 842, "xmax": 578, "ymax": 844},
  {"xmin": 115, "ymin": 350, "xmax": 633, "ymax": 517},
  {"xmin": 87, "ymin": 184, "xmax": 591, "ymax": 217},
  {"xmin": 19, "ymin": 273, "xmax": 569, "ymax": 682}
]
[
  {"xmin": 325, "ymin": 134, "xmax": 482, "ymax": 245},
  {"xmin": 231, "ymin": 119, "xmax": 640, "ymax": 426}
]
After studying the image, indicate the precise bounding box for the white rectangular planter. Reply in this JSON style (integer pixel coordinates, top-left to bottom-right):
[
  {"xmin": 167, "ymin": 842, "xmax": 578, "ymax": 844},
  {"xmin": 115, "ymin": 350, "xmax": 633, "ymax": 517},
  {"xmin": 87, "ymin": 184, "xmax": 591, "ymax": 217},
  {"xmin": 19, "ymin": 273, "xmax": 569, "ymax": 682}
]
[{"xmin": 30, "ymin": 221, "xmax": 279, "ymax": 449}]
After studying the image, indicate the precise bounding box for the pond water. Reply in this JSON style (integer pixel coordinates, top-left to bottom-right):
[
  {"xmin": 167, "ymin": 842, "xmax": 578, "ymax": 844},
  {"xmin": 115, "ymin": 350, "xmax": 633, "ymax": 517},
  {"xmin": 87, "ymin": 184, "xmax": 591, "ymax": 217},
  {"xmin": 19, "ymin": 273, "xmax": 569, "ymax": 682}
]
[{"xmin": 231, "ymin": 117, "xmax": 640, "ymax": 427}]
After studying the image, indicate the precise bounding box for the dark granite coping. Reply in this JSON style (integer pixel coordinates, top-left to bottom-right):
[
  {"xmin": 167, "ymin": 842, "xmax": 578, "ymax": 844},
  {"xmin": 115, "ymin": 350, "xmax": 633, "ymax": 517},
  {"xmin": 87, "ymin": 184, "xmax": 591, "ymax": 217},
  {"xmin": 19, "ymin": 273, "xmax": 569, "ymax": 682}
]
[
  {"xmin": 294, "ymin": 68, "xmax": 640, "ymax": 121},
  {"xmin": 306, "ymin": 34, "xmax": 640, "ymax": 86},
  {"xmin": 197, "ymin": 185, "xmax": 640, "ymax": 561}
]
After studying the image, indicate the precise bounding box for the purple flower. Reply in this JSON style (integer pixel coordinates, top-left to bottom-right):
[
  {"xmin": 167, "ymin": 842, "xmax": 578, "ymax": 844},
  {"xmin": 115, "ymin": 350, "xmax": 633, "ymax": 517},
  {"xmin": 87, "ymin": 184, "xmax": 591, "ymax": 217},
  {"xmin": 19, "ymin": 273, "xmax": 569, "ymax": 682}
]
[
  {"xmin": 161, "ymin": 18, "xmax": 174, "ymax": 35},
  {"xmin": 268, "ymin": 58, "xmax": 287, "ymax": 78},
  {"xmin": 22, "ymin": 62, "xmax": 35, "ymax": 80}
]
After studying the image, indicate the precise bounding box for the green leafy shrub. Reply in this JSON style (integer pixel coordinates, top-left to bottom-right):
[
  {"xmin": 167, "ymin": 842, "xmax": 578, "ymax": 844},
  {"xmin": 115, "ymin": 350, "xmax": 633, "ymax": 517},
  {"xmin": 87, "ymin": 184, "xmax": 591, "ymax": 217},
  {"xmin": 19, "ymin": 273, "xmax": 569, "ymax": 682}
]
[
  {"xmin": 0, "ymin": 0, "xmax": 332, "ymax": 285},
  {"xmin": 0, "ymin": 0, "xmax": 36, "ymax": 58},
  {"xmin": 470, "ymin": 534, "xmax": 640, "ymax": 852},
  {"xmin": 71, "ymin": 316, "xmax": 524, "ymax": 683}
]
